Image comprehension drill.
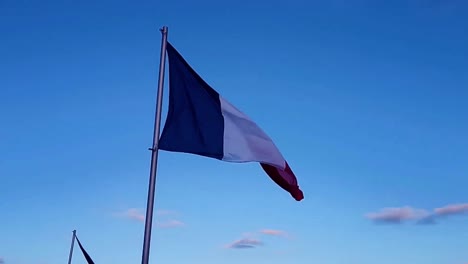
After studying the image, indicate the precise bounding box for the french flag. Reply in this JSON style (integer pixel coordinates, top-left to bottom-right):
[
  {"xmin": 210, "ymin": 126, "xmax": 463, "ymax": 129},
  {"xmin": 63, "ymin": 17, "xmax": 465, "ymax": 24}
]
[{"xmin": 158, "ymin": 43, "xmax": 304, "ymax": 201}]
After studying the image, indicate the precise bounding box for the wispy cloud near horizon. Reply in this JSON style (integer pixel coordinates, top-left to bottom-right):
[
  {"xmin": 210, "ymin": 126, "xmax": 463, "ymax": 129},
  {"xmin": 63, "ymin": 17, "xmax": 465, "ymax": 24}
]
[
  {"xmin": 366, "ymin": 203, "xmax": 468, "ymax": 225},
  {"xmin": 225, "ymin": 238, "xmax": 263, "ymax": 249},
  {"xmin": 434, "ymin": 203, "xmax": 468, "ymax": 217},
  {"xmin": 260, "ymin": 229, "xmax": 289, "ymax": 238},
  {"xmin": 365, "ymin": 206, "xmax": 429, "ymax": 224},
  {"xmin": 0, "ymin": 257, "xmax": 4, "ymax": 264},
  {"xmin": 225, "ymin": 228, "xmax": 291, "ymax": 250},
  {"xmin": 123, "ymin": 208, "xmax": 145, "ymax": 222},
  {"xmin": 116, "ymin": 208, "xmax": 185, "ymax": 228}
]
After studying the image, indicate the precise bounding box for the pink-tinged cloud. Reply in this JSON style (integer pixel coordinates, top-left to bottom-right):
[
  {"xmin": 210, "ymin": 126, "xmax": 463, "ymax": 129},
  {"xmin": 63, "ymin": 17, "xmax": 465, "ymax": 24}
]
[
  {"xmin": 260, "ymin": 229, "xmax": 289, "ymax": 237},
  {"xmin": 118, "ymin": 209, "xmax": 184, "ymax": 228},
  {"xmin": 434, "ymin": 203, "xmax": 468, "ymax": 216},
  {"xmin": 156, "ymin": 220, "xmax": 185, "ymax": 228},
  {"xmin": 226, "ymin": 238, "xmax": 263, "ymax": 249},
  {"xmin": 0, "ymin": 257, "xmax": 4, "ymax": 264},
  {"xmin": 366, "ymin": 206, "xmax": 429, "ymax": 223},
  {"xmin": 124, "ymin": 208, "xmax": 145, "ymax": 222}
]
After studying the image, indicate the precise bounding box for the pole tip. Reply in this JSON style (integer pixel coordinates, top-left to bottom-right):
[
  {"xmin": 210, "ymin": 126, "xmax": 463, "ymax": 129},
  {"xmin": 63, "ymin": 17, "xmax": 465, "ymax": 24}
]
[{"xmin": 160, "ymin": 26, "xmax": 168, "ymax": 33}]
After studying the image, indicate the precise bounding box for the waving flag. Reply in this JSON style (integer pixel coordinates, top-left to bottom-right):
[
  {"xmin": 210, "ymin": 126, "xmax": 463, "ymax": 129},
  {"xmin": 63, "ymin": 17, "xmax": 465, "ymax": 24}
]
[
  {"xmin": 75, "ymin": 236, "xmax": 95, "ymax": 264},
  {"xmin": 158, "ymin": 43, "xmax": 303, "ymax": 201}
]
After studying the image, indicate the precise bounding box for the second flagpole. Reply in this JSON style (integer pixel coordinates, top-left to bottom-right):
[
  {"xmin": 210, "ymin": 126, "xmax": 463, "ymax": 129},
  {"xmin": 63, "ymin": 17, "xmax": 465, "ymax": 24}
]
[
  {"xmin": 67, "ymin": 230, "xmax": 76, "ymax": 264},
  {"xmin": 141, "ymin": 26, "xmax": 168, "ymax": 264}
]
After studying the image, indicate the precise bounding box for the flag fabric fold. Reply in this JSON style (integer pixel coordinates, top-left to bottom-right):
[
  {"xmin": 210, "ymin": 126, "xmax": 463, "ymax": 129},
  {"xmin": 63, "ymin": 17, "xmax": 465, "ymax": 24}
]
[
  {"xmin": 75, "ymin": 236, "xmax": 95, "ymax": 264},
  {"xmin": 158, "ymin": 42, "xmax": 303, "ymax": 201}
]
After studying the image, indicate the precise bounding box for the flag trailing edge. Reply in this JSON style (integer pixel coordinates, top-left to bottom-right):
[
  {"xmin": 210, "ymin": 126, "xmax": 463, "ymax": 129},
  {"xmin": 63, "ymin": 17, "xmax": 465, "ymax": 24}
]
[
  {"xmin": 75, "ymin": 236, "xmax": 95, "ymax": 264},
  {"xmin": 158, "ymin": 42, "xmax": 304, "ymax": 201}
]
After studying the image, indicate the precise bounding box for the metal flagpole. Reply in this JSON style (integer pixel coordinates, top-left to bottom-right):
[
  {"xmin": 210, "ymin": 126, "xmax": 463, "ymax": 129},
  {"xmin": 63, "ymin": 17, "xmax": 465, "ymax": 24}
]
[
  {"xmin": 67, "ymin": 230, "xmax": 76, "ymax": 264},
  {"xmin": 141, "ymin": 26, "xmax": 168, "ymax": 264}
]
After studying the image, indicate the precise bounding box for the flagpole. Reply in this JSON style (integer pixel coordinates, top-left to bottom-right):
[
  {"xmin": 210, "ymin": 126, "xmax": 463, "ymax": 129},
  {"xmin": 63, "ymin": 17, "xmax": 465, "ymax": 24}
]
[
  {"xmin": 67, "ymin": 230, "xmax": 76, "ymax": 264},
  {"xmin": 141, "ymin": 26, "xmax": 168, "ymax": 264}
]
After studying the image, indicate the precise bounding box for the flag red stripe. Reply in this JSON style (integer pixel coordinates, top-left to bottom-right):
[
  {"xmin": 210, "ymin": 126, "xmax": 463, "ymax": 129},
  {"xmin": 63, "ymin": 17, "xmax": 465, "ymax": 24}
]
[{"xmin": 260, "ymin": 162, "xmax": 304, "ymax": 201}]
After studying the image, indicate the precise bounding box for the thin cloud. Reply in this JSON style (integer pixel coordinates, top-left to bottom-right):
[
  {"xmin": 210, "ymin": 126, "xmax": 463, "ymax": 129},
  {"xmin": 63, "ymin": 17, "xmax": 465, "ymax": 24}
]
[
  {"xmin": 365, "ymin": 206, "xmax": 429, "ymax": 224},
  {"xmin": 224, "ymin": 229, "xmax": 291, "ymax": 250},
  {"xmin": 156, "ymin": 220, "xmax": 185, "ymax": 228},
  {"xmin": 434, "ymin": 203, "xmax": 468, "ymax": 217},
  {"xmin": 260, "ymin": 229, "xmax": 289, "ymax": 238},
  {"xmin": 124, "ymin": 208, "xmax": 145, "ymax": 222},
  {"xmin": 226, "ymin": 238, "xmax": 263, "ymax": 249},
  {"xmin": 0, "ymin": 257, "xmax": 4, "ymax": 264},
  {"xmin": 117, "ymin": 208, "xmax": 184, "ymax": 228},
  {"xmin": 367, "ymin": 203, "xmax": 468, "ymax": 225}
]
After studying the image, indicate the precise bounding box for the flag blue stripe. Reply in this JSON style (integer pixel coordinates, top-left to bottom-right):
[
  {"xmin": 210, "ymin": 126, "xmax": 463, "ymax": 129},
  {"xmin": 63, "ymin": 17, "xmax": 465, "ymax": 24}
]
[{"xmin": 159, "ymin": 43, "xmax": 225, "ymax": 159}]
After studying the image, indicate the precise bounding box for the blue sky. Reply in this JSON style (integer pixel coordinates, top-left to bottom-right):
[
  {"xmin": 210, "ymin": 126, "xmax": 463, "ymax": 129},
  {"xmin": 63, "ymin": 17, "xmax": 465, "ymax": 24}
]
[{"xmin": 1, "ymin": 0, "xmax": 467, "ymax": 264}]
